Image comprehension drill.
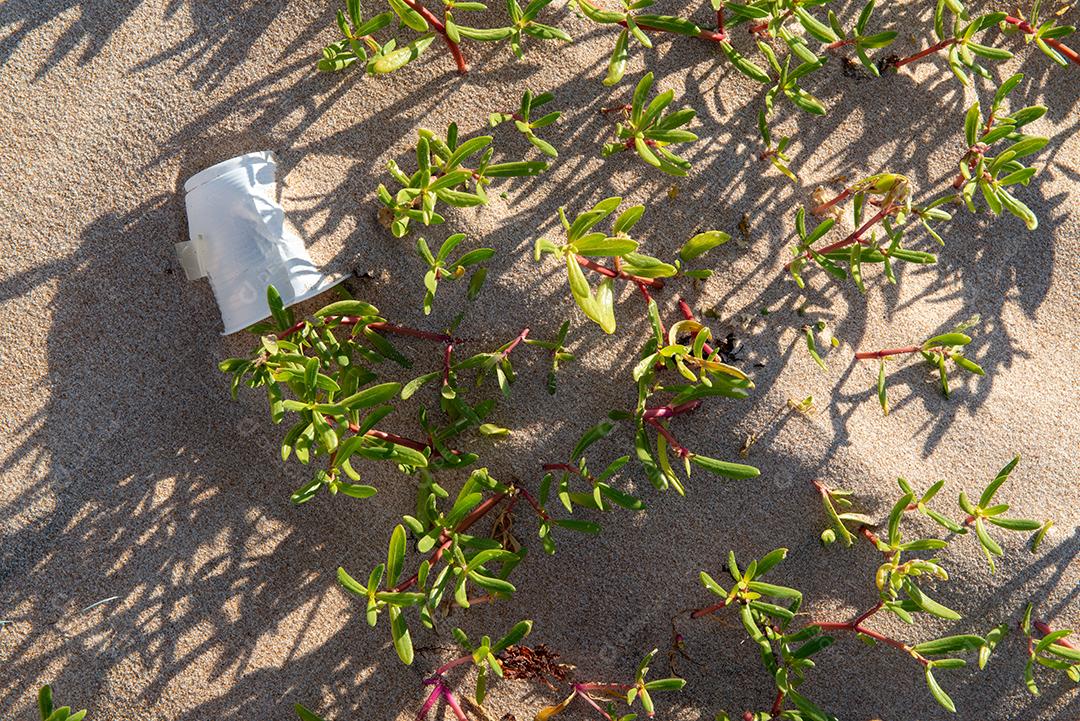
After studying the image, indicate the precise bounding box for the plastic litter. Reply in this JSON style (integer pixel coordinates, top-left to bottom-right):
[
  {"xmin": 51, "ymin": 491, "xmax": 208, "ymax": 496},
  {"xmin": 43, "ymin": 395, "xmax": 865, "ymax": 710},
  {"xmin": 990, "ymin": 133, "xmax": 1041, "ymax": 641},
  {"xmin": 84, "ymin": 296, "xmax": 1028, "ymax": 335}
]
[{"xmin": 177, "ymin": 151, "xmax": 343, "ymax": 334}]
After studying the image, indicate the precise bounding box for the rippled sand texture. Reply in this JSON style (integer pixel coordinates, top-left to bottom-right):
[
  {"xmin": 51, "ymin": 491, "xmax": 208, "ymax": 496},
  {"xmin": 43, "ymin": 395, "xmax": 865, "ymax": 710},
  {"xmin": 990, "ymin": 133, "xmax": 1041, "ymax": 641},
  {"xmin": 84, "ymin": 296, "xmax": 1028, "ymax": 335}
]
[{"xmin": 1, "ymin": 1, "xmax": 1077, "ymax": 719}]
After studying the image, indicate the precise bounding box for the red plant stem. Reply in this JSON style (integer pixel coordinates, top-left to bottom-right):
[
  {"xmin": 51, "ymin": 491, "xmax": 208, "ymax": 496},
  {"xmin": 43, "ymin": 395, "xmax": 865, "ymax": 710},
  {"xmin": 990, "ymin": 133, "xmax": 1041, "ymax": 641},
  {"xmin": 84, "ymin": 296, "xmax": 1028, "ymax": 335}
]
[
  {"xmin": 576, "ymin": 254, "xmax": 665, "ymax": 288},
  {"xmin": 771, "ymin": 688, "xmax": 785, "ymax": 715},
  {"xmin": 574, "ymin": 686, "xmax": 617, "ymax": 721},
  {"xmin": 810, "ymin": 188, "xmax": 852, "ymax": 216},
  {"xmin": 1035, "ymin": 620, "xmax": 1076, "ymax": 648},
  {"xmin": 578, "ymin": 0, "xmax": 726, "ymax": 42},
  {"xmin": 501, "ymin": 327, "xmax": 530, "ymax": 358},
  {"xmin": 647, "ymin": 418, "xmax": 690, "ymax": 457},
  {"xmin": 749, "ymin": 21, "xmax": 770, "ymax": 37},
  {"xmin": 459, "ymin": 492, "xmax": 508, "ymax": 535},
  {"xmin": 824, "ymin": 37, "xmax": 857, "ymax": 50},
  {"xmin": 348, "ymin": 424, "xmax": 464, "ymax": 460},
  {"xmin": 362, "ymin": 321, "xmax": 457, "ymax": 344},
  {"xmin": 575, "ymin": 682, "xmax": 632, "ymax": 693},
  {"xmin": 812, "ymin": 601, "xmax": 925, "ymax": 663},
  {"xmin": 677, "ymin": 298, "xmax": 716, "ymax": 357},
  {"xmin": 541, "ymin": 462, "xmax": 602, "ymax": 485},
  {"xmin": 643, "ymin": 401, "xmax": 702, "ymax": 419},
  {"xmin": 815, "ymin": 621, "xmax": 921, "ymax": 659},
  {"xmin": 854, "ymin": 345, "xmax": 921, "ymax": 360},
  {"xmin": 442, "ymin": 690, "xmax": 468, "ymax": 721},
  {"xmin": 274, "ymin": 319, "xmax": 307, "ymax": 338},
  {"xmin": 785, "ymin": 204, "xmax": 892, "ymax": 270},
  {"xmin": 716, "ymin": 3, "xmax": 725, "ymax": 35},
  {"xmin": 434, "ymin": 654, "xmax": 473, "ymax": 676},
  {"xmin": 332, "ymin": 415, "xmax": 461, "ymax": 458},
  {"xmin": 601, "ymin": 103, "xmax": 632, "ymax": 113},
  {"xmin": 852, "ymin": 600, "xmax": 885, "ymax": 627},
  {"xmin": 624, "ymin": 137, "xmax": 658, "ymax": 150},
  {"xmin": 393, "ymin": 492, "xmax": 508, "ymax": 592},
  {"xmin": 891, "ymin": 37, "xmax": 957, "ymax": 68},
  {"xmin": 858, "ymin": 525, "xmax": 887, "ymax": 552},
  {"xmin": 1003, "ymin": 16, "xmax": 1080, "ymax": 65},
  {"xmin": 635, "ymin": 280, "xmax": 656, "ymax": 308},
  {"xmin": 362, "ymin": 428, "xmax": 430, "ymax": 452},
  {"xmin": 400, "ymin": 0, "xmax": 468, "ymax": 73},
  {"xmin": 634, "ymin": 19, "xmax": 727, "ymax": 42},
  {"xmin": 689, "ymin": 597, "xmax": 731, "ymax": 619},
  {"xmin": 417, "ymin": 680, "xmax": 443, "ymax": 721},
  {"xmin": 274, "ymin": 317, "xmax": 462, "ymax": 344},
  {"xmin": 517, "ymin": 486, "xmax": 550, "ymax": 521}
]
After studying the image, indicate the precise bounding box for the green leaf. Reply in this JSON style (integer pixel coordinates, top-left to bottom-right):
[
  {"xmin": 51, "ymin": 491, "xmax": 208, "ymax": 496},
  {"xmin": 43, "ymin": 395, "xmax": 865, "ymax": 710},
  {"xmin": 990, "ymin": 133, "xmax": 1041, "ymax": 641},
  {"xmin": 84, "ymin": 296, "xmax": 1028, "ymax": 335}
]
[
  {"xmin": 688, "ymin": 454, "xmax": 760, "ymax": 479},
  {"xmin": 792, "ymin": 635, "xmax": 835, "ymax": 659},
  {"xmin": 877, "ymin": 359, "xmax": 889, "ymax": 415},
  {"xmin": 756, "ymin": 548, "xmax": 788, "ymax": 577},
  {"xmin": 267, "ymin": 285, "xmax": 292, "ymax": 330},
  {"xmin": 986, "ymin": 517, "xmax": 1041, "ymax": 531},
  {"xmin": 720, "ymin": 41, "xmax": 771, "ymax": 83},
  {"xmin": 913, "ymin": 634, "xmax": 985, "ymax": 655},
  {"xmin": 904, "ymin": 579, "xmax": 961, "ymax": 620},
  {"xmin": 552, "ymin": 518, "xmax": 601, "ymax": 534},
  {"xmin": 468, "ymin": 571, "xmax": 516, "ymax": 594},
  {"xmin": 980, "ymin": 455, "xmax": 1019, "ymax": 506},
  {"xmin": 998, "ymin": 188, "xmax": 1038, "ymax": 230},
  {"xmin": 925, "ymin": 667, "xmax": 956, "ymax": 713},
  {"xmin": 859, "ymin": 31, "xmax": 897, "ymax": 48},
  {"xmin": 372, "ymin": 35, "xmax": 435, "ymax": 74},
  {"xmin": 613, "ymin": 204, "xmax": 645, "ymax": 234},
  {"xmin": 493, "ymin": 620, "xmax": 533, "ymax": 653},
  {"xmin": 923, "ymin": 333, "xmax": 971, "ymax": 349},
  {"xmin": 967, "ymin": 41, "xmax": 1013, "ymax": 59},
  {"xmin": 374, "ymin": 591, "xmax": 426, "ymax": 605},
  {"xmin": 805, "ymin": 326, "xmax": 827, "ymax": 371},
  {"xmin": 700, "ymin": 571, "xmax": 728, "ymax": 597},
  {"xmin": 975, "ymin": 517, "xmax": 1004, "ymax": 562},
  {"xmin": 887, "ymin": 493, "xmax": 912, "ymax": 546},
  {"xmin": 952, "ymin": 354, "xmax": 984, "ymax": 375},
  {"xmin": 339, "ymin": 382, "xmax": 403, "ymax": 410},
  {"xmin": 643, "ymin": 678, "xmax": 686, "ymax": 692},
  {"xmin": 387, "ymin": 0, "xmax": 429, "ymax": 31},
  {"xmin": 336, "ymin": 482, "xmax": 378, "ymax": 499},
  {"xmin": 679, "ymin": 231, "xmax": 731, "ymax": 262},
  {"xmin": 572, "ymin": 420, "xmax": 616, "ymax": 459},
  {"xmin": 747, "ymin": 580, "xmax": 803, "ymax": 601},
  {"xmin": 295, "ymin": 703, "xmax": 329, "ymax": 721},
  {"xmin": 389, "ymin": 606, "xmax": 414, "ymax": 664},
  {"xmin": 795, "ymin": 6, "xmax": 839, "ymax": 42},
  {"xmin": 620, "ymin": 252, "xmax": 677, "ymax": 278},
  {"xmin": 387, "ymin": 524, "xmax": 406, "ymax": 586},
  {"xmin": 964, "ymin": 101, "xmax": 980, "ymax": 146},
  {"xmin": 337, "ymin": 566, "xmax": 367, "ymax": 597},
  {"xmin": 38, "ymin": 686, "xmax": 54, "ymax": 720},
  {"xmin": 605, "ymin": 28, "xmax": 630, "ymax": 86},
  {"xmin": 574, "ymin": 235, "xmax": 638, "ymax": 257}
]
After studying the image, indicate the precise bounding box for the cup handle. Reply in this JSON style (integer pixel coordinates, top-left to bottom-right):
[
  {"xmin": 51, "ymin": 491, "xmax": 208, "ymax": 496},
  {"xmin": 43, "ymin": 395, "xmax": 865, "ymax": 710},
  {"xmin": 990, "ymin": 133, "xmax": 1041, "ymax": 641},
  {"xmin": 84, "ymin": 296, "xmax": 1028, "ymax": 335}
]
[{"xmin": 175, "ymin": 238, "xmax": 206, "ymax": 280}]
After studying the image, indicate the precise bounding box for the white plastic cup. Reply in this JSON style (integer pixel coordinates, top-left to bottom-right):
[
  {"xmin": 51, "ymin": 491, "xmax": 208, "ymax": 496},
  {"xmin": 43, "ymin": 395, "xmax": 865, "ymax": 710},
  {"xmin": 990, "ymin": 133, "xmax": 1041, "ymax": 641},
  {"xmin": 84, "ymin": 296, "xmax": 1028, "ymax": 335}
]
[{"xmin": 177, "ymin": 151, "xmax": 343, "ymax": 334}]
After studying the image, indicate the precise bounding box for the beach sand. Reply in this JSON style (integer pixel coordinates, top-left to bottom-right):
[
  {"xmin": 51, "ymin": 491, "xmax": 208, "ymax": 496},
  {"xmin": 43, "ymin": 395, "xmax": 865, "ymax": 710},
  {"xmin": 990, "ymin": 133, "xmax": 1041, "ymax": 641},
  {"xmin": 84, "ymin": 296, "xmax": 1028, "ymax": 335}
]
[{"xmin": 1, "ymin": 1, "xmax": 1078, "ymax": 719}]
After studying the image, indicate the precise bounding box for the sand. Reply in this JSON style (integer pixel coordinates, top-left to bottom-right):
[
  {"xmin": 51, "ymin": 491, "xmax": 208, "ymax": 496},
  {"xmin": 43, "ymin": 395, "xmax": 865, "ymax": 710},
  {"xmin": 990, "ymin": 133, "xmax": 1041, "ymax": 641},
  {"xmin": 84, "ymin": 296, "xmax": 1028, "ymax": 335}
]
[{"xmin": 1, "ymin": 0, "xmax": 1077, "ymax": 719}]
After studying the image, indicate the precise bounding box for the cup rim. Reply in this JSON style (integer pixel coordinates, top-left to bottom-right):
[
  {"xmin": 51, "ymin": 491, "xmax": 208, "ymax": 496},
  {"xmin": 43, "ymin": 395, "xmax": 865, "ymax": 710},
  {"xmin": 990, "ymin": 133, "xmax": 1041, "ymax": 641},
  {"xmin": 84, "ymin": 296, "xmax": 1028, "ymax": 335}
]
[{"xmin": 184, "ymin": 151, "xmax": 275, "ymax": 195}]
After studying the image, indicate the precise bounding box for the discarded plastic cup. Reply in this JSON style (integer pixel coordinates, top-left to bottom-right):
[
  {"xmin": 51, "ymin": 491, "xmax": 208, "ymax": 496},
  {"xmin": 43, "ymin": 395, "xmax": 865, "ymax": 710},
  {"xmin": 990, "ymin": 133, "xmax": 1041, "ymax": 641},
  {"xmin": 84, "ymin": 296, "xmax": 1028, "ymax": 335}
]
[{"xmin": 177, "ymin": 151, "xmax": 343, "ymax": 334}]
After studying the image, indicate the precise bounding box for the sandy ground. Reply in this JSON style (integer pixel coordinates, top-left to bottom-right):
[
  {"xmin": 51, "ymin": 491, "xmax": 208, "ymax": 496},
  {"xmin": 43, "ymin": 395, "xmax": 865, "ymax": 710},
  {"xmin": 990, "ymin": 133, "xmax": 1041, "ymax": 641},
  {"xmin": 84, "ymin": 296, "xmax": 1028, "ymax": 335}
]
[{"xmin": 1, "ymin": 1, "xmax": 1078, "ymax": 719}]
